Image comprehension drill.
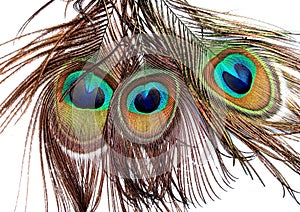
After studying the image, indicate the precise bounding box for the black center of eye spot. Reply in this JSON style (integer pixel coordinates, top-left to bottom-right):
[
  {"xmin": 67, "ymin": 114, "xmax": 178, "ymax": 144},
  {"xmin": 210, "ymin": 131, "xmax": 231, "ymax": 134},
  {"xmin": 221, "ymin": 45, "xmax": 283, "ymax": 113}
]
[
  {"xmin": 222, "ymin": 63, "xmax": 253, "ymax": 94},
  {"xmin": 69, "ymin": 80, "xmax": 105, "ymax": 109},
  {"xmin": 134, "ymin": 88, "xmax": 161, "ymax": 113}
]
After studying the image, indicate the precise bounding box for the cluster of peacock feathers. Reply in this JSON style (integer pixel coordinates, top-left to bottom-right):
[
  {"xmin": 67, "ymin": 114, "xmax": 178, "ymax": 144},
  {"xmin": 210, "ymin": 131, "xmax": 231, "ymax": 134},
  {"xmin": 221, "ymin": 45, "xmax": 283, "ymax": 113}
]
[{"xmin": 0, "ymin": 0, "xmax": 300, "ymax": 211}]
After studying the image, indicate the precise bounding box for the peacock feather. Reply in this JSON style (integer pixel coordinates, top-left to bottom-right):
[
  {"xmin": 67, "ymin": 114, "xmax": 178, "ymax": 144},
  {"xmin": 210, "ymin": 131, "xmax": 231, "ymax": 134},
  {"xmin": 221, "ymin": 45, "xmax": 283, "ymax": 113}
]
[{"xmin": 0, "ymin": 0, "xmax": 300, "ymax": 211}]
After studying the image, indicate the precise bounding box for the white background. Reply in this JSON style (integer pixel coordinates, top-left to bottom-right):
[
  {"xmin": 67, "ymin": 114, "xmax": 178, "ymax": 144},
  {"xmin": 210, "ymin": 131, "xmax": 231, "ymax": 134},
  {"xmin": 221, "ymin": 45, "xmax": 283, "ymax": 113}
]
[{"xmin": 0, "ymin": 0, "xmax": 300, "ymax": 211}]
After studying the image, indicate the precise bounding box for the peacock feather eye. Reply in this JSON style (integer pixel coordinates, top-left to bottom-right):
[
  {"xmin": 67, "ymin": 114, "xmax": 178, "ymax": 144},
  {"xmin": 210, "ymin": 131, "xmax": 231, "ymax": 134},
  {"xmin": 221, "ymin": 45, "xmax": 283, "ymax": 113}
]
[
  {"xmin": 54, "ymin": 61, "xmax": 116, "ymax": 153},
  {"xmin": 203, "ymin": 48, "xmax": 280, "ymax": 116},
  {"xmin": 110, "ymin": 69, "xmax": 179, "ymax": 143},
  {"xmin": 62, "ymin": 70, "xmax": 113, "ymax": 110}
]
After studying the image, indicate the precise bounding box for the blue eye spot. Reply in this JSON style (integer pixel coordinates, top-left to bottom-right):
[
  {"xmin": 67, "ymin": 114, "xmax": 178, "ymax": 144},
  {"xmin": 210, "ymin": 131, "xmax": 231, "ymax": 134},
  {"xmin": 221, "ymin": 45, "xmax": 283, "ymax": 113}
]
[
  {"xmin": 127, "ymin": 82, "xmax": 168, "ymax": 114},
  {"xmin": 70, "ymin": 81, "xmax": 105, "ymax": 109},
  {"xmin": 62, "ymin": 71, "xmax": 113, "ymax": 110},
  {"xmin": 214, "ymin": 53, "xmax": 256, "ymax": 98},
  {"xmin": 222, "ymin": 63, "xmax": 253, "ymax": 94},
  {"xmin": 134, "ymin": 88, "xmax": 161, "ymax": 113}
]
